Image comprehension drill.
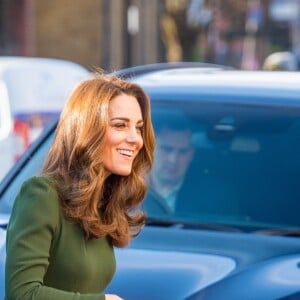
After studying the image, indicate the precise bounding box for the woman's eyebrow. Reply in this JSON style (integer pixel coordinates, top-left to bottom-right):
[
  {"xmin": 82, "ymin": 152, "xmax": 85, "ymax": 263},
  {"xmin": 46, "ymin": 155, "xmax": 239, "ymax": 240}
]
[
  {"xmin": 110, "ymin": 117, "xmax": 144, "ymax": 123},
  {"xmin": 110, "ymin": 117, "xmax": 129, "ymax": 121}
]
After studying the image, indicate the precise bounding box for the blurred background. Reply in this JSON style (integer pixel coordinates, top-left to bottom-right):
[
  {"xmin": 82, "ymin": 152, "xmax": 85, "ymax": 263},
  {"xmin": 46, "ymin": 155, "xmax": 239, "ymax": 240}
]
[{"xmin": 1, "ymin": 0, "xmax": 300, "ymax": 71}]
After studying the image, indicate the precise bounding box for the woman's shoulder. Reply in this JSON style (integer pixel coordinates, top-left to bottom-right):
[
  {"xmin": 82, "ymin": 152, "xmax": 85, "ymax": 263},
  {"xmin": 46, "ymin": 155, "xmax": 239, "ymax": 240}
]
[
  {"xmin": 23, "ymin": 174, "xmax": 55, "ymax": 186},
  {"xmin": 15, "ymin": 175, "xmax": 61, "ymax": 215},
  {"xmin": 8, "ymin": 175, "xmax": 63, "ymax": 241},
  {"xmin": 21, "ymin": 175, "xmax": 58, "ymax": 197}
]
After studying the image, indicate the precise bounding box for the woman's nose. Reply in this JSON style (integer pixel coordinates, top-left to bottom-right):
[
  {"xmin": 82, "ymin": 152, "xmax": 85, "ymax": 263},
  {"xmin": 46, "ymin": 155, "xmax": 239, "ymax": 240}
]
[{"xmin": 126, "ymin": 127, "xmax": 141, "ymax": 143}]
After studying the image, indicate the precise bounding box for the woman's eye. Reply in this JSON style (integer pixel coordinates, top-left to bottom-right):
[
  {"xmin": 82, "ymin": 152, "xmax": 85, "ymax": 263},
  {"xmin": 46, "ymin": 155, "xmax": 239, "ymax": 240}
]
[
  {"xmin": 113, "ymin": 123, "xmax": 126, "ymax": 129},
  {"xmin": 136, "ymin": 125, "xmax": 143, "ymax": 132}
]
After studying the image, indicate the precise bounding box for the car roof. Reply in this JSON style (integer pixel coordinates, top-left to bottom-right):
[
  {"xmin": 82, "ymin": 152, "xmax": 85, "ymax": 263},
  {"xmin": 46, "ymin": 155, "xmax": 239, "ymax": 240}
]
[
  {"xmin": 133, "ymin": 68, "xmax": 298, "ymax": 87},
  {"xmin": 0, "ymin": 56, "xmax": 88, "ymax": 72},
  {"xmin": 130, "ymin": 68, "xmax": 300, "ymax": 107}
]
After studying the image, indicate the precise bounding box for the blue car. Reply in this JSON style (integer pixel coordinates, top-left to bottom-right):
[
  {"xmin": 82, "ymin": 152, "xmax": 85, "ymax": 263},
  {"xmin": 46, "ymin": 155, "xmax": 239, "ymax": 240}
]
[{"xmin": 1, "ymin": 63, "xmax": 300, "ymax": 300}]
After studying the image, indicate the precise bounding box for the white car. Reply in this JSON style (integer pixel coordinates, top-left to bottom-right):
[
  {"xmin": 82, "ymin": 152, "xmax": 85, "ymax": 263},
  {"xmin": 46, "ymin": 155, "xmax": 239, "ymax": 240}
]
[{"xmin": 0, "ymin": 56, "xmax": 90, "ymax": 180}]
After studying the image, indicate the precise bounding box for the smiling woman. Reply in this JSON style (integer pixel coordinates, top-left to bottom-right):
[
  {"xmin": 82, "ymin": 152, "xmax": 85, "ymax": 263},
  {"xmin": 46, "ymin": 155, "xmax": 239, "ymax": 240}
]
[{"xmin": 5, "ymin": 73, "xmax": 155, "ymax": 300}]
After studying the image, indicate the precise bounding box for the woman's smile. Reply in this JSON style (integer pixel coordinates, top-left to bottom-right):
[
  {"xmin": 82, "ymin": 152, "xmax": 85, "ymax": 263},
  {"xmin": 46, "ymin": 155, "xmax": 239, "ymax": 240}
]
[{"xmin": 117, "ymin": 148, "xmax": 134, "ymax": 157}]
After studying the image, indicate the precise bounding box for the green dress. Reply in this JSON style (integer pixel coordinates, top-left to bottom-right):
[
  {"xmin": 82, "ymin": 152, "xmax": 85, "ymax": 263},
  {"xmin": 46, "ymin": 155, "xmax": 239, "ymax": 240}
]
[{"xmin": 5, "ymin": 176, "xmax": 116, "ymax": 300}]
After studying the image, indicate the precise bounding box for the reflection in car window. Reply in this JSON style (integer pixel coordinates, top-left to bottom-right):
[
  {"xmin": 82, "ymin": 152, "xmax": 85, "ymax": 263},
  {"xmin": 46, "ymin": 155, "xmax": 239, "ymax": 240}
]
[{"xmin": 0, "ymin": 133, "xmax": 54, "ymax": 214}]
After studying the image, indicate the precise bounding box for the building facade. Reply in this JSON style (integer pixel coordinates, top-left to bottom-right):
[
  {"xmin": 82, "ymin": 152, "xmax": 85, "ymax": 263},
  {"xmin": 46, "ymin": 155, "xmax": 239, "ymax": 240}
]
[{"xmin": 0, "ymin": 0, "xmax": 163, "ymax": 71}]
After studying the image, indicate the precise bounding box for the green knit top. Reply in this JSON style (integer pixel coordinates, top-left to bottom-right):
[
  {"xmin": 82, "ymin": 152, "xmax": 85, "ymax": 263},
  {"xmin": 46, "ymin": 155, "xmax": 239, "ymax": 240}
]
[{"xmin": 5, "ymin": 176, "xmax": 116, "ymax": 300}]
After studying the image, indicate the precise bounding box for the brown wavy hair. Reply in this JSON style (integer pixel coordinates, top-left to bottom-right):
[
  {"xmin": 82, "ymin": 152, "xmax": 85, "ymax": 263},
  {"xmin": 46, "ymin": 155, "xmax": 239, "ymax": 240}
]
[{"xmin": 41, "ymin": 73, "xmax": 155, "ymax": 247}]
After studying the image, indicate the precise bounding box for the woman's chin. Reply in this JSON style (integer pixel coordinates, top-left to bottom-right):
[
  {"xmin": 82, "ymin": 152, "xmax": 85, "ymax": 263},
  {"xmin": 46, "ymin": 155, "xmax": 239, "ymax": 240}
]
[{"xmin": 112, "ymin": 168, "xmax": 132, "ymax": 177}]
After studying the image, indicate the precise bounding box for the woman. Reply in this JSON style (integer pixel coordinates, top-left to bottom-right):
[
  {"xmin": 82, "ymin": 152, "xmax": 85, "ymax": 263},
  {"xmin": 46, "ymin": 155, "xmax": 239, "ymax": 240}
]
[{"xmin": 5, "ymin": 74, "xmax": 155, "ymax": 299}]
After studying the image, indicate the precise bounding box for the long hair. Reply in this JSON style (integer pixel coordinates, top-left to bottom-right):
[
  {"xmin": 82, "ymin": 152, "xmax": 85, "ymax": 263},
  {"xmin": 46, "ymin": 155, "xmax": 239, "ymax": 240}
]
[{"xmin": 41, "ymin": 74, "xmax": 155, "ymax": 247}]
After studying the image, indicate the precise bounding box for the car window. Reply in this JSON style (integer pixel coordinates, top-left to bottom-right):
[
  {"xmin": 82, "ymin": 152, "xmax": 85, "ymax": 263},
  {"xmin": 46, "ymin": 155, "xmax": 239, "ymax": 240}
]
[
  {"xmin": 143, "ymin": 101, "xmax": 300, "ymax": 230},
  {"xmin": 2, "ymin": 99, "xmax": 300, "ymax": 232}
]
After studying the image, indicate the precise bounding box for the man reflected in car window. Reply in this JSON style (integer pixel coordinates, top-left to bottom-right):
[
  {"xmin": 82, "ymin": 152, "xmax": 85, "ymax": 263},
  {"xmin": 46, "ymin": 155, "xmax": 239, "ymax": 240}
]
[{"xmin": 144, "ymin": 112, "xmax": 194, "ymax": 215}]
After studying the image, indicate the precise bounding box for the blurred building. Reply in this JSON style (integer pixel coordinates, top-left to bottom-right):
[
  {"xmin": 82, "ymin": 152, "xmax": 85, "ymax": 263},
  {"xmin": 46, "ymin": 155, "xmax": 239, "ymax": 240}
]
[
  {"xmin": 0, "ymin": 0, "xmax": 300, "ymax": 70},
  {"xmin": 0, "ymin": 0, "xmax": 163, "ymax": 71}
]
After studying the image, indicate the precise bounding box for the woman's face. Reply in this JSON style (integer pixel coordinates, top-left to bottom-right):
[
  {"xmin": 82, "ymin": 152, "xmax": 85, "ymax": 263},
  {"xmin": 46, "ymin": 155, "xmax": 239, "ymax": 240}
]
[{"xmin": 102, "ymin": 93, "xmax": 144, "ymax": 176}]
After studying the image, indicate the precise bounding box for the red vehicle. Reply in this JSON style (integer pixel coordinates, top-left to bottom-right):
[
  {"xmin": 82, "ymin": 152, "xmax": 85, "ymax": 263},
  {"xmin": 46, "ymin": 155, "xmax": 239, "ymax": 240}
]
[{"xmin": 0, "ymin": 56, "xmax": 90, "ymax": 179}]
